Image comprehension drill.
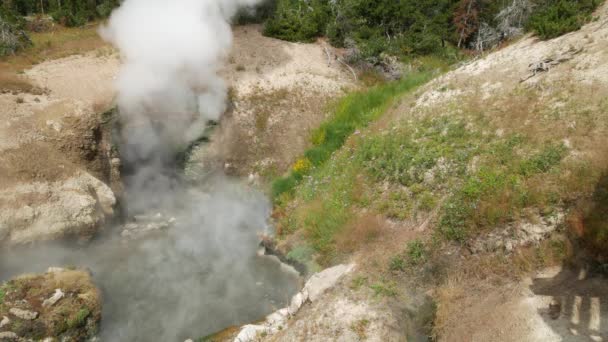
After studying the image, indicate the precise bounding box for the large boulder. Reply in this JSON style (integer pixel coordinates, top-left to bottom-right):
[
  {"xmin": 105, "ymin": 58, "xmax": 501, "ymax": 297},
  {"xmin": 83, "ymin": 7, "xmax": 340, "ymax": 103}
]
[{"xmin": 0, "ymin": 172, "xmax": 116, "ymax": 245}]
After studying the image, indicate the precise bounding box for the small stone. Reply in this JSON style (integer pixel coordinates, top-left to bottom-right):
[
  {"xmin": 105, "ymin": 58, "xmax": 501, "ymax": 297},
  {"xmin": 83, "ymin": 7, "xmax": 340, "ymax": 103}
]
[
  {"xmin": 234, "ymin": 325, "xmax": 266, "ymax": 342},
  {"xmin": 0, "ymin": 332, "xmax": 18, "ymax": 340},
  {"xmin": 0, "ymin": 316, "xmax": 10, "ymax": 328},
  {"xmin": 42, "ymin": 289, "xmax": 64, "ymax": 307},
  {"xmin": 9, "ymin": 308, "xmax": 38, "ymax": 320},
  {"xmin": 288, "ymin": 291, "xmax": 307, "ymax": 316},
  {"xmin": 47, "ymin": 267, "xmax": 65, "ymax": 274},
  {"xmin": 184, "ymin": 339, "xmax": 194, "ymax": 342}
]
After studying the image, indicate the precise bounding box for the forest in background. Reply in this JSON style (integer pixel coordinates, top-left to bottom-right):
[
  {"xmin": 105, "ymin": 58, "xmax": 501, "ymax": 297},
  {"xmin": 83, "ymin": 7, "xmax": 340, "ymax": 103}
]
[{"xmin": 1, "ymin": 0, "xmax": 602, "ymax": 58}]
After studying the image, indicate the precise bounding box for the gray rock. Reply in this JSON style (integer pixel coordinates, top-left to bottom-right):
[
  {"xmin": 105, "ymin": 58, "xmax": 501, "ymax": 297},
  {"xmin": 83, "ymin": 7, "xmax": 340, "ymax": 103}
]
[
  {"xmin": 304, "ymin": 264, "xmax": 355, "ymax": 302},
  {"xmin": 0, "ymin": 331, "xmax": 18, "ymax": 340},
  {"xmin": 0, "ymin": 316, "xmax": 9, "ymax": 329},
  {"xmin": 9, "ymin": 308, "xmax": 38, "ymax": 320},
  {"xmin": 234, "ymin": 324, "xmax": 266, "ymax": 342},
  {"xmin": 288, "ymin": 290, "xmax": 308, "ymax": 316},
  {"xmin": 0, "ymin": 173, "xmax": 116, "ymax": 245},
  {"xmin": 42, "ymin": 289, "xmax": 64, "ymax": 307}
]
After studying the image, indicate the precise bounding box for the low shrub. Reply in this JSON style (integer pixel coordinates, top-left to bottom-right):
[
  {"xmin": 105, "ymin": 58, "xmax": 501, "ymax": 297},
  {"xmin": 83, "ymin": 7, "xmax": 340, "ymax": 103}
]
[{"xmin": 527, "ymin": 0, "xmax": 601, "ymax": 39}]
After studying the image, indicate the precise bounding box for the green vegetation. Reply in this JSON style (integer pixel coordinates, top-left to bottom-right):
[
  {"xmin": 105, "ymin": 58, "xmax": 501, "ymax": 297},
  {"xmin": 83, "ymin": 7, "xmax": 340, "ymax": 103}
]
[
  {"xmin": 527, "ymin": 0, "xmax": 601, "ymax": 39},
  {"xmin": 2, "ymin": 0, "xmax": 119, "ymax": 26},
  {"xmin": 370, "ymin": 279, "xmax": 398, "ymax": 297},
  {"xmin": 389, "ymin": 240, "xmax": 427, "ymax": 272},
  {"xmin": 438, "ymin": 142, "xmax": 567, "ymax": 241},
  {"xmin": 263, "ymin": 0, "xmax": 330, "ymax": 42},
  {"xmin": 407, "ymin": 240, "xmax": 427, "ymax": 265},
  {"xmin": 262, "ymin": 0, "xmax": 599, "ymax": 62},
  {"xmin": 272, "ymin": 71, "xmax": 434, "ymax": 200},
  {"xmin": 0, "ymin": 285, "xmax": 5, "ymax": 305},
  {"xmin": 0, "ymin": 6, "xmax": 31, "ymax": 56},
  {"xmin": 273, "ymin": 79, "xmax": 604, "ymax": 267},
  {"xmin": 67, "ymin": 308, "xmax": 90, "ymax": 329}
]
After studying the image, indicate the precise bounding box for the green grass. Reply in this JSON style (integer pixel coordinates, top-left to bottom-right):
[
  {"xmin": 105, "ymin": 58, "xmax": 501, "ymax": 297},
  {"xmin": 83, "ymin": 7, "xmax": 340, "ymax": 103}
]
[
  {"xmin": 0, "ymin": 285, "xmax": 5, "ymax": 305},
  {"xmin": 370, "ymin": 280, "xmax": 398, "ymax": 297},
  {"xmin": 407, "ymin": 240, "xmax": 426, "ymax": 265},
  {"xmin": 438, "ymin": 141, "xmax": 567, "ymax": 241},
  {"xmin": 272, "ymin": 71, "xmax": 434, "ymax": 201},
  {"xmin": 66, "ymin": 308, "xmax": 90, "ymax": 329},
  {"xmin": 528, "ymin": 0, "xmax": 601, "ymax": 39}
]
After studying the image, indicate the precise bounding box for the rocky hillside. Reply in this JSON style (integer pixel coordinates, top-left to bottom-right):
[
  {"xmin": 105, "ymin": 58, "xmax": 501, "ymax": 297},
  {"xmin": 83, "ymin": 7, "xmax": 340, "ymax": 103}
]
[{"xmin": 249, "ymin": 2, "xmax": 608, "ymax": 341}]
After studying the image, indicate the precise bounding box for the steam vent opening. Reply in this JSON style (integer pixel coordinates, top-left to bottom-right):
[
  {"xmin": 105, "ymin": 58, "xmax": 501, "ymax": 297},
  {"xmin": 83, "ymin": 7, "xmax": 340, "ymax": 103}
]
[{"xmin": 0, "ymin": 0, "xmax": 301, "ymax": 341}]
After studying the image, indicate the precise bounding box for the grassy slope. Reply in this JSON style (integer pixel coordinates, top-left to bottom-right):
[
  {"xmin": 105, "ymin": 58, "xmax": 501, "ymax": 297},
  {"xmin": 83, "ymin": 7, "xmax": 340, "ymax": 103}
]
[{"xmin": 273, "ymin": 58, "xmax": 608, "ymax": 288}]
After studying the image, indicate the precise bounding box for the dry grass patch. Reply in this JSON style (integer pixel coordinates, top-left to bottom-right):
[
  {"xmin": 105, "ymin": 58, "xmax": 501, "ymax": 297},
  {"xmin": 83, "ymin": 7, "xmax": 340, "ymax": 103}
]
[
  {"xmin": 0, "ymin": 23, "xmax": 108, "ymax": 72},
  {"xmin": 335, "ymin": 213, "xmax": 384, "ymax": 254},
  {"xmin": 0, "ymin": 71, "xmax": 45, "ymax": 95}
]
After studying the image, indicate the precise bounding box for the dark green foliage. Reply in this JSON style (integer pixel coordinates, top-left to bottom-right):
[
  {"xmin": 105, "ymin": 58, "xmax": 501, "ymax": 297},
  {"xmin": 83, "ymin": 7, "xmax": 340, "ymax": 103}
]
[
  {"xmin": 528, "ymin": 0, "xmax": 601, "ymax": 39},
  {"xmin": 233, "ymin": 0, "xmax": 277, "ymax": 25},
  {"xmin": 263, "ymin": 0, "xmax": 330, "ymax": 42},
  {"xmin": 2, "ymin": 0, "xmax": 119, "ymax": 27},
  {"xmin": 0, "ymin": 6, "xmax": 31, "ymax": 56},
  {"xmin": 264, "ymin": 0, "xmax": 599, "ymax": 59}
]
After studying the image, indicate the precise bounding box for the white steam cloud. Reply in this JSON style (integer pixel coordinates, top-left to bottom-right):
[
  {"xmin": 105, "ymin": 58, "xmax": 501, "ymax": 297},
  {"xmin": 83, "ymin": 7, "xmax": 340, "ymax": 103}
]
[
  {"xmin": 97, "ymin": 0, "xmax": 267, "ymax": 219},
  {"xmin": 100, "ymin": 0, "xmax": 260, "ymax": 185}
]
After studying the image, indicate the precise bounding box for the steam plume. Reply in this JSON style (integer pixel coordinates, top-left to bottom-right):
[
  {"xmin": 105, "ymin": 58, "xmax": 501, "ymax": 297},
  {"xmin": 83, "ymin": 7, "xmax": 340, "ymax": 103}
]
[{"xmin": 100, "ymin": 0, "xmax": 260, "ymax": 210}]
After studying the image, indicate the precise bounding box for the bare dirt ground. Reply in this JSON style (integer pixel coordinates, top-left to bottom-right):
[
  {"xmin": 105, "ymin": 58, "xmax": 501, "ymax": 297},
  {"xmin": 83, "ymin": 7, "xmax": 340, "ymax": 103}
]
[
  {"xmin": 0, "ymin": 50, "xmax": 121, "ymax": 245},
  {"xmin": 438, "ymin": 266, "xmax": 608, "ymax": 342},
  {"xmin": 191, "ymin": 25, "xmax": 355, "ymax": 180}
]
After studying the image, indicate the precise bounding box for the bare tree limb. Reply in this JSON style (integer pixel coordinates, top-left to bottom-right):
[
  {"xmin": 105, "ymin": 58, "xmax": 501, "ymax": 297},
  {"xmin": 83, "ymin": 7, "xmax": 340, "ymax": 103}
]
[{"xmin": 337, "ymin": 57, "xmax": 358, "ymax": 81}]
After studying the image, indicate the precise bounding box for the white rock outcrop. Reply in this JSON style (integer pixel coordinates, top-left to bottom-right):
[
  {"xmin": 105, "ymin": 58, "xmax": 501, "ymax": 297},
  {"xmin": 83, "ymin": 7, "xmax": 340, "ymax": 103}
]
[
  {"xmin": 0, "ymin": 331, "xmax": 18, "ymax": 340},
  {"xmin": 232, "ymin": 263, "xmax": 354, "ymax": 342},
  {"xmin": 0, "ymin": 172, "xmax": 116, "ymax": 245},
  {"xmin": 0, "ymin": 316, "xmax": 9, "ymax": 329},
  {"xmin": 9, "ymin": 308, "xmax": 38, "ymax": 320}
]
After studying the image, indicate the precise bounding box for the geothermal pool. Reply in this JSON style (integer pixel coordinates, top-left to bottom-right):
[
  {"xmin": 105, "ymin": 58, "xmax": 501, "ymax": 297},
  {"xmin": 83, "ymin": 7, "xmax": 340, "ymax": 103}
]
[{"xmin": 0, "ymin": 177, "xmax": 301, "ymax": 341}]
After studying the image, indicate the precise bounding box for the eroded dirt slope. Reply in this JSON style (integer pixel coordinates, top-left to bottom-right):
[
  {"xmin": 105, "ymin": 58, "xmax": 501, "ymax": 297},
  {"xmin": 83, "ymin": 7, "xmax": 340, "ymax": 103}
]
[
  {"xmin": 190, "ymin": 25, "xmax": 354, "ymax": 180},
  {"xmin": 0, "ymin": 52, "xmax": 121, "ymax": 245}
]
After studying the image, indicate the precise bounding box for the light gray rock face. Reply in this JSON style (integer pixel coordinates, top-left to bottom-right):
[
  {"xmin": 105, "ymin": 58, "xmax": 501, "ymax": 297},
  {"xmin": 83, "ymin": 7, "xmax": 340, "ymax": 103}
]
[
  {"xmin": 233, "ymin": 264, "xmax": 355, "ymax": 342},
  {"xmin": 0, "ymin": 172, "xmax": 116, "ymax": 245},
  {"xmin": 234, "ymin": 325, "xmax": 266, "ymax": 342},
  {"xmin": 9, "ymin": 308, "xmax": 38, "ymax": 320},
  {"xmin": 303, "ymin": 264, "xmax": 355, "ymax": 302},
  {"xmin": 0, "ymin": 316, "xmax": 9, "ymax": 329}
]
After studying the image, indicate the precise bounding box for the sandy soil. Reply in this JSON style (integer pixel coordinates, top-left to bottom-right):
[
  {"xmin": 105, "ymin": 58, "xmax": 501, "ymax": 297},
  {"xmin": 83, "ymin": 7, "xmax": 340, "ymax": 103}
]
[{"xmin": 439, "ymin": 266, "xmax": 608, "ymax": 342}]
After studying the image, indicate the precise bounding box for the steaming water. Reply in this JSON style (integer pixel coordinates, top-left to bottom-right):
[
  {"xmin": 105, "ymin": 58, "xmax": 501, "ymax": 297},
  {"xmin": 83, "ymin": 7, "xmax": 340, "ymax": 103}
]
[{"xmin": 0, "ymin": 175, "xmax": 300, "ymax": 341}]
